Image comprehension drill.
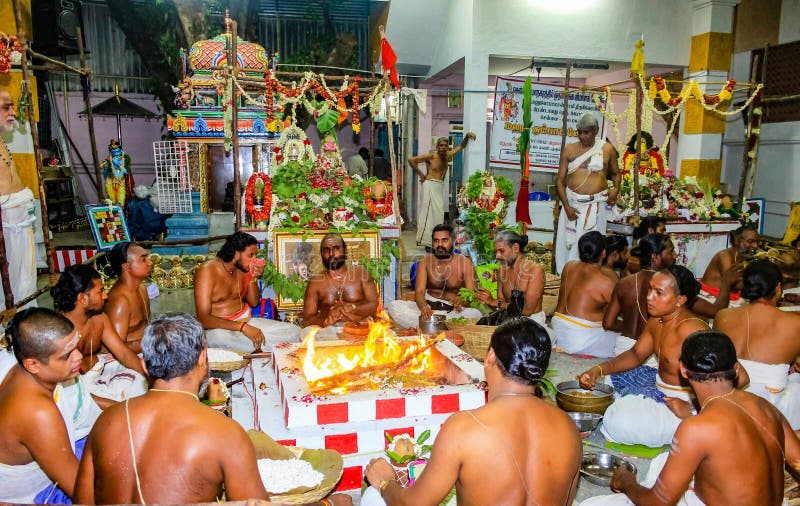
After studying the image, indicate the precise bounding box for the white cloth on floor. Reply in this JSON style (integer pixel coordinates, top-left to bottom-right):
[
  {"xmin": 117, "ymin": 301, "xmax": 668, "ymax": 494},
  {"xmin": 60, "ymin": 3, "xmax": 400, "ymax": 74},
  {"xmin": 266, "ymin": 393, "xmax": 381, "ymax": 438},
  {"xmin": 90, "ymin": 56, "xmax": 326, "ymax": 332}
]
[
  {"xmin": 206, "ymin": 317, "xmax": 302, "ymax": 353},
  {"xmin": 416, "ymin": 179, "xmax": 445, "ymax": 247},
  {"xmin": 551, "ymin": 312, "xmax": 617, "ymax": 358},
  {"xmin": 0, "ymin": 188, "xmax": 37, "ymax": 310},
  {"xmin": 83, "ymin": 355, "xmax": 148, "ymax": 402},
  {"xmin": 301, "ymin": 324, "xmax": 342, "ymax": 341},
  {"xmin": 601, "ymin": 373, "xmax": 692, "ymax": 447},
  {"xmin": 386, "ymin": 296, "xmax": 483, "ymax": 331},
  {"xmin": 740, "ymin": 358, "xmax": 800, "ymax": 429},
  {"xmin": 554, "ymin": 187, "xmax": 608, "ymax": 275},
  {"xmin": 615, "ymin": 335, "xmax": 658, "ymax": 368},
  {"xmin": 0, "ymin": 383, "xmax": 76, "ymax": 503}
]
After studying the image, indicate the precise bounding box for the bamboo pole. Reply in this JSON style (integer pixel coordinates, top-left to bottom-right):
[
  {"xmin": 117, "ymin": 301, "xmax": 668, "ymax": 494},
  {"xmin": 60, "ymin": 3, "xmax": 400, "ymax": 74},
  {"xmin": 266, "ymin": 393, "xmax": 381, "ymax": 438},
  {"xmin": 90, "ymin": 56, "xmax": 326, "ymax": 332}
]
[
  {"xmin": 736, "ymin": 54, "xmax": 761, "ymax": 206},
  {"xmin": 552, "ymin": 60, "xmax": 572, "ymax": 274},
  {"xmin": 0, "ymin": 209, "xmax": 14, "ymax": 309},
  {"xmin": 11, "ymin": 0, "xmax": 56, "ymax": 278},
  {"xmin": 742, "ymin": 46, "xmax": 769, "ymax": 201},
  {"xmin": 26, "ymin": 48, "xmax": 88, "ymax": 76},
  {"xmin": 633, "ymin": 73, "xmax": 643, "ymax": 215},
  {"xmin": 227, "ymin": 19, "xmax": 242, "ymax": 231},
  {"xmin": 77, "ymin": 27, "xmax": 103, "ymax": 200},
  {"xmin": 383, "ymin": 80, "xmax": 402, "ymax": 232}
]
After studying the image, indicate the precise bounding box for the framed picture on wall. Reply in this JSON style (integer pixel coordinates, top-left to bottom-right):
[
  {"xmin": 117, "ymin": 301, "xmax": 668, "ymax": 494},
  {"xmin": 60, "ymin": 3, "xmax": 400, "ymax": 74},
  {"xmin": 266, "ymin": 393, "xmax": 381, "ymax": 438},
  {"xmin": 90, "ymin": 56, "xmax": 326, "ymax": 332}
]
[
  {"xmin": 272, "ymin": 230, "xmax": 381, "ymax": 310},
  {"xmin": 743, "ymin": 198, "xmax": 766, "ymax": 235},
  {"xmin": 85, "ymin": 204, "xmax": 131, "ymax": 251}
]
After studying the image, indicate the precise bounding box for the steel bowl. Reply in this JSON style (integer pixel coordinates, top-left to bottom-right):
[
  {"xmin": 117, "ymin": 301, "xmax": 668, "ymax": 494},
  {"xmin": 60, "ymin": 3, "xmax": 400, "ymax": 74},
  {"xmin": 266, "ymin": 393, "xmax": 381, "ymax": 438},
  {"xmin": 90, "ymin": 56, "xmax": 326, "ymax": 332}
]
[
  {"xmin": 556, "ymin": 380, "xmax": 615, "ymax": 414},
  {"xmin": 418, "ymin": 314, "xmax": 447, "ymax": 335},
  {"xmin": 568, "ymin": 412, "xmax": 603, "ymax": 437},
  {"xmin": 580, "ymin": 452, "xmax": 637, "ymax": 487}
]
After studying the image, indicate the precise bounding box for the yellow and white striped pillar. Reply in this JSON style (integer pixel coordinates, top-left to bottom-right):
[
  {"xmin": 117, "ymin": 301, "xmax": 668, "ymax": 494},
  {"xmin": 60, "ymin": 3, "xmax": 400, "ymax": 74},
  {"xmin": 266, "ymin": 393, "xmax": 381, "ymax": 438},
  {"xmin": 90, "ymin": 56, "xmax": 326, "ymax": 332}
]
[{"xmin": 677, "ymin": 0, "xmax": 739, "ymax": 186}]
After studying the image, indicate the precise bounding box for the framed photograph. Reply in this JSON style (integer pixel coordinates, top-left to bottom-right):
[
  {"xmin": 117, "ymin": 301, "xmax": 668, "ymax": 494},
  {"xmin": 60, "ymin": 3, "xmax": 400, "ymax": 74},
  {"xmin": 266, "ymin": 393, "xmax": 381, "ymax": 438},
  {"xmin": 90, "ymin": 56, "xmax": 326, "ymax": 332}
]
[
  {"xmin": 85, "ymin": 204, "xmax": 131, "ymax": 251},
  {"xmin": 272, "ymin": 230, "xmax": 381, "ymax": 310},
  {"xmin": 743, "ymin": 198, "xmax": 766, "ymax": 235}
]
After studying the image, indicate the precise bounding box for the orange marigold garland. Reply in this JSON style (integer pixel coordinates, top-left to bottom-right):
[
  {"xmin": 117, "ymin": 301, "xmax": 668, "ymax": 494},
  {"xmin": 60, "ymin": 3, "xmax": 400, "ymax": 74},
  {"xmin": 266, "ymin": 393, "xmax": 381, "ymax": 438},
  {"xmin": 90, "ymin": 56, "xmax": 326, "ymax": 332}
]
[
  {"xmin": 363, "ymin": 183, "xmax": 394, "ymax": 220},
  {"xmin": 0, "ymin": 33, "xmax": 22, "ymax": 74},
  {"xmin": 245, "ymin": 173, "xmax": 272, "ymax": 227}
]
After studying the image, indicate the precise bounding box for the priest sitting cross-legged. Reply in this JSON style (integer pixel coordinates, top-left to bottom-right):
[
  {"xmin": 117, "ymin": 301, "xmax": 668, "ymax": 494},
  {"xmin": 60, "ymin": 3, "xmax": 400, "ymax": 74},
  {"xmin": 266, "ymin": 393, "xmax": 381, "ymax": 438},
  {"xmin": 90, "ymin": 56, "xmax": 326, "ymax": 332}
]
[
  {"xmin": 194, "ymin": 232, "xmax": 301, "ymax": 353},
  {"xmin": 698, "ymin": 224, "xmax": 759, "ymax": 310},
  {"xmin": 582, "ymin": 331, "xmax": 800, "ymax": 506},
  {"xmin": 302, "ymin": 233, "xmax": 378, "ymax": 339},
  {"xmin": 577, "ymin": 265, "xmax": 724, "ymax": 448},
  {"xmin": 713, "ymin": 259, "xmax": 800, "ymax": 429},
  {"xmin": 364, "ymin": 318, "xmax": 581, "ymax": 506}
]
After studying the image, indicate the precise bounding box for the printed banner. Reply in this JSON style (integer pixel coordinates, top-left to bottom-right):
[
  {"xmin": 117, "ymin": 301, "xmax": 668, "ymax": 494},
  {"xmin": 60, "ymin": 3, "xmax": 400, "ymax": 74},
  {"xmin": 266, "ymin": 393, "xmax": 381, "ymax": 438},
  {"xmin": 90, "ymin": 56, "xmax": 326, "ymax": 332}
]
[{"xmin": 489, "ymin": 78, "xmax": 606, "ymax": 172}]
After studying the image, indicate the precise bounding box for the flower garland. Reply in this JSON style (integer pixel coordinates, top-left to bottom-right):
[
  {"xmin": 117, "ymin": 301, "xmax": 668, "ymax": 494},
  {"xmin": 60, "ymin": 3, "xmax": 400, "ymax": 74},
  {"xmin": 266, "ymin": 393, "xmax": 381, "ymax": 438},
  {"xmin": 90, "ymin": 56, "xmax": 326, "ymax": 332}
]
[
  {"xmin": 643, "ymin": 74, "xmax": 764, "ymax": 116},
  {"xmin": 244, "ymin": 173, "xmax": 272, "ymax": 228},
  {"xmin": 0, "ymin": 33, "xmax": 22, "ymax": 74}
]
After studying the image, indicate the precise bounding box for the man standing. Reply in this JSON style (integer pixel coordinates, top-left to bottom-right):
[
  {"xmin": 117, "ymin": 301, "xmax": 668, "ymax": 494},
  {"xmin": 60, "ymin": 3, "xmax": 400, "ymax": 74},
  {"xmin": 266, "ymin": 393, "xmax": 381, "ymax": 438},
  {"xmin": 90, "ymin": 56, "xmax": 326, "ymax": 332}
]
[
  {"xmin": 74, "ymin": 313, "xmax": 350, "ymax": 506},
  {"xmin": 552, "ymin": 232, "xmax": 618, "ymax": 357},
  {"xmin": 555, "ymin": 113, "xmax": 620, "ymax": 274},
  {"xmin": 194, "ymin": 232, "xmax": 301, "ymax": 352},
  {"xmin": 585, "ymin": 331, "xmax": 800, "ymax": 506},
  {"xmin": 364, "ymin": 318, "xmax": 581, "ymax": 505},
  {"xmin": 408, "ymin": 133, "xmax": 476, "ymax": 248},
  {"xmin": 0, "ymin": 308, "xmax": 82, "ymax": 503},
  {"xmin": 714, "ymin": 260, "xmax": 800, "ymax": 428},
  {"xmin": 104, "ymin": 242, "xmax": 154, "ymax": 353},
  {"xmin": 372, "ymin": 148, "xmax": 392, "ymax": 182},
  {"xmin": 474, "ymin": 230, "xmax": 547, "ymax": 328},
  {"xmin": 387, "ymin": 224, "xmax": 482, "ymax": 329},
  {"xmin": 0, "ymin": 90, "xmax": 38, "ymax": 310},
  {"xmin": 347, "ymin": 147, "xmax": 369, "ymax": 178},
  {"xmin": 303, "ymin": 233, "xmax": 378, "ymax": 329},
  {"xmin": 578, "ymin": 266, "xmax": 712, "ymax": 447},
  {"xmin": 699, "ymin": 224, "xmax": 758, "ymax": 307}
]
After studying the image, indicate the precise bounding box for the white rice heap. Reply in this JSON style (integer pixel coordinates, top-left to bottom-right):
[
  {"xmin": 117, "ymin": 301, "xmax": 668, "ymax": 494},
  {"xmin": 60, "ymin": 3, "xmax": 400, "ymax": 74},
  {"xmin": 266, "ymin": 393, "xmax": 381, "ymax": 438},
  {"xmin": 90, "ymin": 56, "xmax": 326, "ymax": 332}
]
[
  {"xmin": 207, "ymin": 348, "xmax": 242, "ymax": 363},
  {"xmin": 258, "ymin": 458, "xmax": 324, "ymax": 493}
]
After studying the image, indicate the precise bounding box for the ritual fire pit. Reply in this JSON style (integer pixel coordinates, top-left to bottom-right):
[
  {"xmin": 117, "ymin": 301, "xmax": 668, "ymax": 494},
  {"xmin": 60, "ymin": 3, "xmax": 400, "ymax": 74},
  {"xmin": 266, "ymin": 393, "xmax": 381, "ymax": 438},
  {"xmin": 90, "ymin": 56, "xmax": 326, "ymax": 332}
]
[{"xmin": 272, "ymin": 319, "xmax": 485, "ymax": 428}]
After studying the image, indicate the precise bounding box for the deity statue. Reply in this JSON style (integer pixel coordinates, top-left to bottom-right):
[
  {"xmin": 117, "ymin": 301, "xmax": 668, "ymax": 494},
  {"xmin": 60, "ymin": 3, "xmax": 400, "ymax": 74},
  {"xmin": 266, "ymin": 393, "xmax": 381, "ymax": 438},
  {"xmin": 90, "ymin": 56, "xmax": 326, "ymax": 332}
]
[
  {"xmin": 100, "ymin": 139, "xmax": 133, "ymax": 205},
  {"xmin": 316, "ymin": 133, "xmax": 346, "ymax": 178},
  {"xmin": 622, "ymin": 131, "xmax": 665, "ymax": 178}
]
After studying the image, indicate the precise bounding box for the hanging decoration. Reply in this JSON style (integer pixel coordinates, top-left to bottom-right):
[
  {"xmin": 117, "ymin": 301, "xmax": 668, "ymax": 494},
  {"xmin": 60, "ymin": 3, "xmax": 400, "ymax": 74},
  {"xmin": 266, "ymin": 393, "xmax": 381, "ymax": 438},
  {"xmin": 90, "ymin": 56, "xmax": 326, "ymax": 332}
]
[
  {"xmin": 515, "ymin": 77, "xmax": 533, "ymax": 224},
  {"xmin": 244, "ymin": 173, "xmax": 273, "ymax": 229},
  {"xmin": 0, "ymin": 33, "xmax": 22, "ymax": 74}
]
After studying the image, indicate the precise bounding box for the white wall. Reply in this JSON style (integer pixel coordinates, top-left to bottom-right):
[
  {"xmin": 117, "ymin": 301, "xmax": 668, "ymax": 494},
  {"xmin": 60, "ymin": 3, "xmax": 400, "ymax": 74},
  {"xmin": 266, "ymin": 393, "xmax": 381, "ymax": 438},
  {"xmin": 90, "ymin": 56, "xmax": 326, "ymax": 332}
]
[{"xmin": 779, "ymin": 0, "xmax": 800, "ymax": 43}]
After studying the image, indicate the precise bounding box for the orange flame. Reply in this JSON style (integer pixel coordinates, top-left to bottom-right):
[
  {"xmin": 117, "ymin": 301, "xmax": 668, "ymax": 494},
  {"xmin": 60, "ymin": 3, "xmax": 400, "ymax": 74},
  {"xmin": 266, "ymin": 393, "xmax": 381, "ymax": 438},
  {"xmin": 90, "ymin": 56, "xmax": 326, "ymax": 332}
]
[{"xmin": 301, "ymin": 318, "xmax": 434, "ymax": 393}]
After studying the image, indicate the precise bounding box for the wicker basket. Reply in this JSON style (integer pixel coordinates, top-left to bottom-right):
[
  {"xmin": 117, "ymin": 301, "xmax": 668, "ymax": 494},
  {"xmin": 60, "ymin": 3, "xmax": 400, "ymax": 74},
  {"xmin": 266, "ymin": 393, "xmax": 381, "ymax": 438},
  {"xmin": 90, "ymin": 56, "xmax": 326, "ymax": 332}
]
[
  {"xmin": 446, "ymin": 320, "xmax": 496, "ymax": 360},
  {"xmin": 208, "ymin": 349, "xmax": 248, "ymax": 372}
]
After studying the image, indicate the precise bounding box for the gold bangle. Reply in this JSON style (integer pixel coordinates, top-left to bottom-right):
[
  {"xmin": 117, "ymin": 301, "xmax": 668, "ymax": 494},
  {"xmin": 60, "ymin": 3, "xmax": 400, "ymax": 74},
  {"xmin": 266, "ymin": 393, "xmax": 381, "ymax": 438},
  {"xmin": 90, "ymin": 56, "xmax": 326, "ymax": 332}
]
[
  {"xmin": 595, "ymin": 364, "xmax": 604, "ymax": 377},
  {"xmin": 379, "ymin": 478, "xmax": 395, "ymax": 492}
]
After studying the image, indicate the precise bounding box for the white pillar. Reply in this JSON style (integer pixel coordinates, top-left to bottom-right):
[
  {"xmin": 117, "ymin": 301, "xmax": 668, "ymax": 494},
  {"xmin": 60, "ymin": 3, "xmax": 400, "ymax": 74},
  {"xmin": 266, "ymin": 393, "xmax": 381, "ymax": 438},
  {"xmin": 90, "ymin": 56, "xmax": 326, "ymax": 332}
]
[{"xmin": 462, "ymin": 50, "xmax": 488, "ymax": 178}]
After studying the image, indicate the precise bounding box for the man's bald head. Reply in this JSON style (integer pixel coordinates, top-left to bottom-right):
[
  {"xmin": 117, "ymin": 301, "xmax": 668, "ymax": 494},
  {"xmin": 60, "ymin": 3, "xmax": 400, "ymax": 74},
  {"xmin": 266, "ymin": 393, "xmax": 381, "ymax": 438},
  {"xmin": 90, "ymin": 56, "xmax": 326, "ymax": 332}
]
[{"xmin": 0, "ymin": 91, "xmax": 16, "ymax": 133}]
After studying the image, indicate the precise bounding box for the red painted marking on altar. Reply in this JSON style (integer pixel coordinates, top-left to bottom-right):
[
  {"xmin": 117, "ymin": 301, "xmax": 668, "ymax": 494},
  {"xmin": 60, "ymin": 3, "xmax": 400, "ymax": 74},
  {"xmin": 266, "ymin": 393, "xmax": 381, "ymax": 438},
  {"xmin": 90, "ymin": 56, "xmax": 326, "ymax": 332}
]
[
  {"xmin": 284, "ymin": 404, "xmax": 289, "ymax": 425},
  {"xmin": 384, "ymin": 427, "xmax": 415, "ymax": 449},
  {"xmin": 317, "ymin": 402, "xmax": 349, "ymax": 424},
  {"xmin": 336, "ymin": 465, "xmax": 364, "ymax": 491},
  {"xmin": 324, "ymin": 433, "xmax": 358, "ymax": 455},
  {"xmin": 376, "ymin": 398, "xmax": 406, "ymax": 419},
  {"xmin": 431, "ymin": 393, "xmax": 459, "ymax": 414},
  {"xmin": 276, "ymin": 439, "xmax": 296, "ymax": 446}
]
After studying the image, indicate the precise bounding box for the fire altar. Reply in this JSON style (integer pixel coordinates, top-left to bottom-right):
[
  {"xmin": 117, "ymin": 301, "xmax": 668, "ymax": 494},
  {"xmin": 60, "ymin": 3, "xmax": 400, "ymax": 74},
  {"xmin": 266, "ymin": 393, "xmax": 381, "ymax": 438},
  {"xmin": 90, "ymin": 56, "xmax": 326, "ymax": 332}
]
[{"xmin": 232, "ymin": 325, "xmax": 486, "ymax": 492}]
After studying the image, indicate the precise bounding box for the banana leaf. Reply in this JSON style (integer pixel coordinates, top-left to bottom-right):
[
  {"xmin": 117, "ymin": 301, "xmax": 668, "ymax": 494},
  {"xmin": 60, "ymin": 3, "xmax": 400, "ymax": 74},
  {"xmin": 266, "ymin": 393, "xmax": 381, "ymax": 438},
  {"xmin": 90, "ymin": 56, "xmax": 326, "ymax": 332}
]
[{"xmin": 515, "ymin": 77, "xmax": 533, "ymax": 223}]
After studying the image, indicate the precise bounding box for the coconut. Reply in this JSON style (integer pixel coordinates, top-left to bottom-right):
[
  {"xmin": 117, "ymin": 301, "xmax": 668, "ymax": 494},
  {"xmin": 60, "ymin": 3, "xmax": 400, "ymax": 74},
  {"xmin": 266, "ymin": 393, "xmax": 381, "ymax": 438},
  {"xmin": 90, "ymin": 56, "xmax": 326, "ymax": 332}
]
[{"xmin": 393, "ymin": 437, "xmax": 417, "ymax": 459}]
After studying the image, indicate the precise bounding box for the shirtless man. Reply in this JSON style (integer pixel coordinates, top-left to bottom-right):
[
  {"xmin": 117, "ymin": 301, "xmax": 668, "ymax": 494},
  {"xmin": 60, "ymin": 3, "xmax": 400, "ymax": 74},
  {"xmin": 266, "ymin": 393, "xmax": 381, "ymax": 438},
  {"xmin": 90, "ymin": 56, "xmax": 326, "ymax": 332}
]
[
  {"xmin": 408, "ymin": 133, "xmax": 476, "ymax": 248},
  {"xmin": 713, "ymin": 259, "xmax": 800, "ymax": 428},
  {"xmin": 104, "ymin": 242, "xmax": 153, "ymax": 353},
  {"xmin": 625, "ymin": 216, "xmax": 666, "ymax": 275},
  {"xmin": 599, "ymin": 331, "xmax": 800, "ymax": 506},
  {"xmin": 0, "ymin": 308, "xmax": 82, "ymax": 503},
  {"xmin": 604, "ymin": 233, "xmax": 676, "ymax": 345},
  {"xmin": 578, "ymin": 266, "xmax": 716, "ymax": 447},
  {"xmin": 699, "ymin": 224, "xmax": 758, "ymax": 307},
  {"xmin": 0, "ymin": 90, "xmax": 38, "ymax": 309},
  {"xmin": 194, "ymin": 232, "xmax": 300, "ymax": 352},
  {"xmin": 365, "ymin": 318, "xmax": 581, "ymax": 505},
  {"xmin": 555, "ymin": 112, "xmax": 620, "ymax": 274},
  {"xmin": 303, "ymin": 233, "xmax": 378, "ymax": 328},
  {"xmin": 552, "ymin": 231, "xmax": 618, "ymax": 357},
  {"xmin": 603, "ymin": 234, "xmax": 629, "ymax": 279},
  {"xmin": 74, "ymin": 313, "xmax": 351, "ymax": 506},
  {"xmin": 475, "ymin": 230, "xmax": 546, "ymax": 327},
  {"xmin": 387, "ymin": 224, "xmax": 482, "ymax": 329},
  {"xmin": 52, "ymin": 264, "xmax": 145, "ymax": 376}
]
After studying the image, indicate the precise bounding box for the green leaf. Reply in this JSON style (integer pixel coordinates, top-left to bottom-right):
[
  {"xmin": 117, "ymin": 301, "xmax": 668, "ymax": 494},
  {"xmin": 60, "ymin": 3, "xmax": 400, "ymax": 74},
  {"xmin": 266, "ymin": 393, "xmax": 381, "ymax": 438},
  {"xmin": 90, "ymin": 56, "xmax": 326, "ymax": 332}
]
[
  {"xmin": 385, "ymin": 432, "xmax": 394, "ymax": 443},
  {"xmin": 416, "ymin": 430, "xmax": 431, "ymax": 445},
  {"xmin": 316, "ymin": 109, "xmax": 339, "ymax": 134}
]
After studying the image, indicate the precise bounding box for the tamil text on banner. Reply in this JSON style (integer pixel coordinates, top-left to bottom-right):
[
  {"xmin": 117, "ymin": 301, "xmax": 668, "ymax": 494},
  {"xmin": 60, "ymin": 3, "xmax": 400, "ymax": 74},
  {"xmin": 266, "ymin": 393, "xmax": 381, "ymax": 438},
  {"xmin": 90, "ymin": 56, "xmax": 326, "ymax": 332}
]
[{"xmin": 489, "ymin": 78, "xmax": 606, "ymax": 172}]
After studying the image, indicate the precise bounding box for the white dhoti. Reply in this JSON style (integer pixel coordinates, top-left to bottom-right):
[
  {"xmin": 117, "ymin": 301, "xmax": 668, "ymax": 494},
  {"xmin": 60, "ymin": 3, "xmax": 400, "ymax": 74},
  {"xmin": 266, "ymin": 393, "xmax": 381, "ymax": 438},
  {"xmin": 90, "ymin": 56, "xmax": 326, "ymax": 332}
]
[
  {"xmin": 601, "ymin": 374, "xmax": 692, "ymax": 447},
  {"xmin": 386, "ymin": 295, "xmax": 483, "ymax": 331},
  {"xmin": 83, "ymin": 354, "xmax": 148, "ymax": 402},
  {"xmin": 551, "ymin": 312, "xmax": 617, "ymax": 358},
  {"xmin": 416, "ymin": 179, "xmax": 445, "ymax": 248},
  {"xmin": 555, "ymin": 187, "xmax": 608, "ymax": 275},
  {"xmin": 697, "ymin": 282, "xmax": 745, "ymax": 309},
  {"xmin": 206, "ymin": 315, "xmax": 302, "ymax": 353},
  {"xmin": 740, "ymin": 358, "xmax": 800, "ymax": 429},
  {"xmin": 301, "ymin": 324, "xmax": 343, "ymax": 341},
  {"xmin": 0, "ymin": 188, "xmax": 37, "ymax": 310}
]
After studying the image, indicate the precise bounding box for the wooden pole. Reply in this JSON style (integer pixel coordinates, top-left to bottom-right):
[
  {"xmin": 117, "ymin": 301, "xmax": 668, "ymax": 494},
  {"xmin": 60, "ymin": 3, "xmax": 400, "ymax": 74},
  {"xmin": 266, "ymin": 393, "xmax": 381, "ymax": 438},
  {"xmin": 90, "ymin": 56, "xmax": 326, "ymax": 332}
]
[
  {"xmin": 552, "ymin": 60, "xmax": 572, "ymax": 274},
  {"xmin": 0, "ymin": 208, "xmax": 14, "ymax": 310},
  {"xmin": 228, "ymin": 19, "xmax": 242, "ymax": 231},
  {"xmin": 11, "ymin": 0, "xmax": 56, "ymax": 279},
  {"xmin": 737, "ymin": 54, "xmax": 761, "ymax": 206},
  {"xmin": 741, "ymin": 46, "xmax": 768, "ymax": 203},
  {"xmin": 633, "ymin": 74, "xmax": 643, "ymax": 215},
  {"xmin": 76, "ymin": 27, "xmax": 103, "ymax": 200},
  {"xmin": 382, "ymin": 81, "xmax": 402, "ymax": 232}
]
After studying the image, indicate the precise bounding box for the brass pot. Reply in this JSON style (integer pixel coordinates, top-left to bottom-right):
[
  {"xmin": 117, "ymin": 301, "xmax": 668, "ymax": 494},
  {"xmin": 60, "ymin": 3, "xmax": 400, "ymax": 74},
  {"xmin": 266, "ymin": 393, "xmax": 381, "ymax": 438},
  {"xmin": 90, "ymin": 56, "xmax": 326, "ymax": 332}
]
[{"xmin": 555, "ymin": 380, "xmax": 614, "ymax": 415}]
